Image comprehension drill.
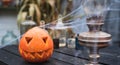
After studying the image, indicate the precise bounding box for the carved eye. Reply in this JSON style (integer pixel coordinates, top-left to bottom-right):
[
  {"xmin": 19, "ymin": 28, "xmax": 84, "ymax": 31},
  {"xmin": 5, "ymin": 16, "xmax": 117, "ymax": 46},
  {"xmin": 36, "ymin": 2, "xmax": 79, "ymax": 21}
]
[
  {"xmin": 25, "ymin": 37, "xmax": 33, "ymax": 44},
  {"xmin": 42, "ymin": 37, "xmax": 47, "ymax": 43}
]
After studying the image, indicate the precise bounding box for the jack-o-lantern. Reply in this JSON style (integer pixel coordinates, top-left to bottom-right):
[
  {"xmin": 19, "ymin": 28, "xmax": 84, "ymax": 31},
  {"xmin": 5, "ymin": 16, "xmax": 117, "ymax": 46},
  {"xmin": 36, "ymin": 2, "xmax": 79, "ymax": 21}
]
[{"xmin": 19, "ymin": 27, "xmax": 54, "ymax": 62}]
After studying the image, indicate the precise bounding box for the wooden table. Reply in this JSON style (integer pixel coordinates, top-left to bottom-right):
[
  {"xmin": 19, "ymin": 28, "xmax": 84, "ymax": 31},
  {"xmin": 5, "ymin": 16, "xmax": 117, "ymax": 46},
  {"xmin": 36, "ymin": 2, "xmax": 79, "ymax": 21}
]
[{"xmin": 0, "ymin": 45, "xmax": 119, "ymax": 65}]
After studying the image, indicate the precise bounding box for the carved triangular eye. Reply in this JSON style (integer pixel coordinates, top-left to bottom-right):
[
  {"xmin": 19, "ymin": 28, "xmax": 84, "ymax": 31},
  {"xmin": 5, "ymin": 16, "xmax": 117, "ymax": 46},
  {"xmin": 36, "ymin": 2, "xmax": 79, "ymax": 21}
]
[
  {"xmin": 25, "ymin": 37, "xmax": 32, "ymax": 44},
  {"xmin": 42, "ymin": 37, "xmax": 47, "ymax": 43}
]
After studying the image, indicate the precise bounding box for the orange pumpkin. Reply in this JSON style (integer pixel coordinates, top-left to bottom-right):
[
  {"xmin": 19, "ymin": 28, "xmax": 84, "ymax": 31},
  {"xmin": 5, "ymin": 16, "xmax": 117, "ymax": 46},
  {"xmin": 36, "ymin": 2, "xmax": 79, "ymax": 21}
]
[{"xmin": 19, "ymin": 27, "xmax": 54, "ymax": 62}]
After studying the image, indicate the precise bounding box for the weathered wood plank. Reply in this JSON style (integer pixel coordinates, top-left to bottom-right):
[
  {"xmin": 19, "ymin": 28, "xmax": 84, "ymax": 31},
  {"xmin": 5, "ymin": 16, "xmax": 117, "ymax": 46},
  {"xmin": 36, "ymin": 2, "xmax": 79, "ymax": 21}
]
[
  {"xmin": 0, "ymin": 45, "xmax": 73, "ymax": 65},
  {"xmin": 2, "ymin": 45, "xmax": 88, "ymax": 65},
  {"xmin": 0, "ymin": 49, "xmax": 25, "ymax": 65},
  {"xmin": 99, "ymin": 45, "xmax": 120, "ymax": 65},
  {"xmin": 52, "ymin": 51, "xmax": 87, "ymax": 65},
  {"xmin": 55, "ymin": 46, "xmax": 120, "ymax": 65},
  {"xmin": 2, "ymin": 45, "xmax": 85, "ymax": 65},
  {"xmin": 0, "ymin": 61, "xmax": 7, "ymax": 65},
  {"xmin": 2, "ymin": 45, "xmax": 19, "ymax": 56},
  {"xmin": 55, "ymin": 47, "xmax": 89, "ymax": 59},
  {"xmin": 2, "ymin": 45, "xmax": 120, "ymax": 65}
]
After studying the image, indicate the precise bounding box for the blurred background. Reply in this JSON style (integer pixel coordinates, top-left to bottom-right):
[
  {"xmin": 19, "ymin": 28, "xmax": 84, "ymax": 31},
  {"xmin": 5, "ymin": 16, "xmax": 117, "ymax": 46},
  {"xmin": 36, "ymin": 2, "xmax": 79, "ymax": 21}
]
[{"xmin": 0, "ymin": 0, "xmax": 120, "ymax": 49}]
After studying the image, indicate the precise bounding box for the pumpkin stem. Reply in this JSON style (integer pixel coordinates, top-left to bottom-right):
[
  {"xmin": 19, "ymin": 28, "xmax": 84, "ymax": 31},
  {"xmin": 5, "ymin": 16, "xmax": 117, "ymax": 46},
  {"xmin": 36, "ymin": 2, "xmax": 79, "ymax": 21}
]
[{"xmin": 25, "ymin": 37, "xmax": 33, "ymax": 44}]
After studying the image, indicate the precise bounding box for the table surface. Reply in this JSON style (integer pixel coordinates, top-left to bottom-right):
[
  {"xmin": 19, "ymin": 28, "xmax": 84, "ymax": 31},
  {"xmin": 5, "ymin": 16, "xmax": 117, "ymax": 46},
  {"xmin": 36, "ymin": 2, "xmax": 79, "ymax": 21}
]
[{"xmin": 0, "ymin": 45, "xmax": 120, "ymax": 65}]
